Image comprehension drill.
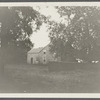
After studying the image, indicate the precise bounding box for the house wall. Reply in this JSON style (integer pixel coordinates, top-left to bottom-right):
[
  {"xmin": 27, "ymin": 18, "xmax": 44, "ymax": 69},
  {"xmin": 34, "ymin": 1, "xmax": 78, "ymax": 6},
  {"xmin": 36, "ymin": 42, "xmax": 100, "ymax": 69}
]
[
  {"xmin": 38, "ymin": 46, "xmax": 55, "ymax": 64},
  {"xmin": 27, "ymin": 53, "xmax": 38, "ymax": 64}
]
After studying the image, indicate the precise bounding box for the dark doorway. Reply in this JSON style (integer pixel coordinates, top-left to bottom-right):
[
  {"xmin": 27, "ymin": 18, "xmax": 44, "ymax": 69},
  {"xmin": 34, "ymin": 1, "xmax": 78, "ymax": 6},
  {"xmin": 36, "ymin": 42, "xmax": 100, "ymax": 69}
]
[
  {"xmin": 43, "ymin": 57, "xmax": 46, "ymax": 64},
  {"xmin": 31, "ymin": 57, "xmax": 33, "ymax": 64}
]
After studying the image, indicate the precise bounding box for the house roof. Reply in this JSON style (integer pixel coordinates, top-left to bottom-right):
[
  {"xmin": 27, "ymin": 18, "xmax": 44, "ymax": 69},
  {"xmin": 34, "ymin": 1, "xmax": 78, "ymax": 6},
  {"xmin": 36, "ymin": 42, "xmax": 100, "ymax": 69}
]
[
  {"xmin": 28, "ymin": 47, "xmax": 44, "ymax": 54},
  {"xmin": 28, "ymin": 43, "xmax": 50, "ymax": 54}
]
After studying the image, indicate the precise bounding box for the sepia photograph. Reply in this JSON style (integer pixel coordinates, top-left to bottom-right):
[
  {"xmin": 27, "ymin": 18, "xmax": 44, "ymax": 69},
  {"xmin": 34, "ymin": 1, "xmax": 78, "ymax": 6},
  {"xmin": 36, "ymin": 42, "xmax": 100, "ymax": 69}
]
[{"xmin": 0, "ymin": 2, "xmax": 100, "ymax": 97}]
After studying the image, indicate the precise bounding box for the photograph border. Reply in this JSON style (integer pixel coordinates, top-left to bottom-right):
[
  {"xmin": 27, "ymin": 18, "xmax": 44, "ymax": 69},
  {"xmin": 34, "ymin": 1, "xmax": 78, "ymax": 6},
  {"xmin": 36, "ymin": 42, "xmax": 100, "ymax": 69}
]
[{"xmin": 0, "ymin": 1, "xmax": 100, "ymax": 98}]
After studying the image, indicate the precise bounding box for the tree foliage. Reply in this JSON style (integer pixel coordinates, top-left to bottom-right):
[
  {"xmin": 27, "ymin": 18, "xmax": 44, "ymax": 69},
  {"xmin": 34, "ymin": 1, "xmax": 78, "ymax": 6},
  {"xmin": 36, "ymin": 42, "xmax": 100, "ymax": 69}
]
[
  {"xmin": 48, "ymin": 6, "xmax": 100, "ymax": 62},
  {"xmin": 0, "ymin": 7, "xmax": 44, "ymax": 64},
  {"xmin": 0, "ymin": 7, "xmax": 43, "ymax": 50}
]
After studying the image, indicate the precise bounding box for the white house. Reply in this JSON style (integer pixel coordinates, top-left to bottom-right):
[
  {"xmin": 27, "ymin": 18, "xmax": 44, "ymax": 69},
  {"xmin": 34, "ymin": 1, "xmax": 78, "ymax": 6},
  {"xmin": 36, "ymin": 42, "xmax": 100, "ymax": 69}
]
[{"xmin": 27, "ymin": 44, "xmax": 60, "ymax": 64}]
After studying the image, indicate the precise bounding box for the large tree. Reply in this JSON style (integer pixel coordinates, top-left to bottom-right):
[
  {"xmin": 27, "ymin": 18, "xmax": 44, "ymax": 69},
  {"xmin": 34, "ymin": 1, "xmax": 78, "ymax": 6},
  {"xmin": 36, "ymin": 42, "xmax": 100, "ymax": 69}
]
[
  {"xmin": 0, "ymin": 7, "xmax": 44, "ymax": 64},
  {"xmin": 48, "ymin": 6, "xmax": 100, "ymax": 62}
]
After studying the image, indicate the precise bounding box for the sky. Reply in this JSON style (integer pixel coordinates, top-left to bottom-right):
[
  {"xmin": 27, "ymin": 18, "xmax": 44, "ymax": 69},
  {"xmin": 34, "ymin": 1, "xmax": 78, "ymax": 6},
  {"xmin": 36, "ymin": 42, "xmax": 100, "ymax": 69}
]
[{"xmin": 30, "ymin": 6, "xmax": 61, "ymax": 48}]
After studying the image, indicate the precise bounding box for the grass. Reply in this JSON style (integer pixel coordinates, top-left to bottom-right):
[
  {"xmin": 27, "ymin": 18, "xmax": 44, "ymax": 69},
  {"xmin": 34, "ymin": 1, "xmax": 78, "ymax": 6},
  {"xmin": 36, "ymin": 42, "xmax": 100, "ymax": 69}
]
[{"xmin": 3, "ymin": 63, "xmax": 100, "ymax": 93}]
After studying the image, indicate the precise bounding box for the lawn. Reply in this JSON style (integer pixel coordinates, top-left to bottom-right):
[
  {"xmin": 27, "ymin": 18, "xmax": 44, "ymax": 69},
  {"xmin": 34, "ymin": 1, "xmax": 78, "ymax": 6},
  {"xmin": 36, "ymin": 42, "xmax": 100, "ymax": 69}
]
[{"xmin": 3, "ymin": 63, "xmax": 100, "ymax": 93}]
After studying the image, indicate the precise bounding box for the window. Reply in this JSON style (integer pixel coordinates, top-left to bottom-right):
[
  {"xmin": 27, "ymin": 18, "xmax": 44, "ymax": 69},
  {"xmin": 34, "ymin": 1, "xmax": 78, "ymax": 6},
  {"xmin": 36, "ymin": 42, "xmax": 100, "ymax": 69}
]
[
  {"xmin": 44, "ymin": 51, "xmax": 46, "ymax": 54},
  {"xmin": 43, "ymin": 50, "xmax": 46, "ymax": 54},
  {"xmin": 44, "ymin": 59, "xmax": 45, "ymax": 62}
]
